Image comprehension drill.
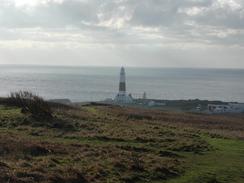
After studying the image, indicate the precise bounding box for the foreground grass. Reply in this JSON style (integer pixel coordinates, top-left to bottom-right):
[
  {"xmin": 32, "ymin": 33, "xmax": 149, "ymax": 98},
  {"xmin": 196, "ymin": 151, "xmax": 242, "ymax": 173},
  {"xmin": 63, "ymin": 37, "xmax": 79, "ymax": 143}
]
[
  {"xmin": 167, "ymin": 137, "xmax": 244, "ymax": 183},
  {"xmin": 0, "ymin": 104, "xmax": 244, "ymax": 183}
]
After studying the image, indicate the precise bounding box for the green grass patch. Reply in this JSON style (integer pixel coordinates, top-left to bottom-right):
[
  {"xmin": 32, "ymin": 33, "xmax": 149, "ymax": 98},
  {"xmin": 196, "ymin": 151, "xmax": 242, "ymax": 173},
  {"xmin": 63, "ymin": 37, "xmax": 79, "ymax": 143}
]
[
  {"xmin": 0, "ymin": 105, "xmax": 25, "ymax": 127},
  {"xmin": 167, "ymin": 136, "xmax": 244, "ymax": 183}
]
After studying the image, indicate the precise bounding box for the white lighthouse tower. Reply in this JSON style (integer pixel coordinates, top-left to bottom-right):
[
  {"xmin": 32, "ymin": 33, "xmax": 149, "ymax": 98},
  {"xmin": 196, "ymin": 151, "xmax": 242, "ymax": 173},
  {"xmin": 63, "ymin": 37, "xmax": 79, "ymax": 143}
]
[{"xmin": 114, "ymin": 67, "xmax": 133, "ymax": 104}]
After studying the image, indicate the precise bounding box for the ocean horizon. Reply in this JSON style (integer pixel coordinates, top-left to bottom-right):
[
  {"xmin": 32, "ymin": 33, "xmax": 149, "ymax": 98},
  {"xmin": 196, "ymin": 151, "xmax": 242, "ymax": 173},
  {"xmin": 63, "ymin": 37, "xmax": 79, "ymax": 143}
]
[{"xmin": 1, "ymin": 65, "xmax": 244, "ymax": 103}]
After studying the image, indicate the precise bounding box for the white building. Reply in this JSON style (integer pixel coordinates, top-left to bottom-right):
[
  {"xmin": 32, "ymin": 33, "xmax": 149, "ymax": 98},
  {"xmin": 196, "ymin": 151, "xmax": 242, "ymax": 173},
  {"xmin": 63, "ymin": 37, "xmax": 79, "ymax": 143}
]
[
  {"xmin": 208, "ymin": 103, "xmax": 244, "ymax": 114},
  {"xmin": 229, "ymin": 103, "xmax": 244, "ymax": 113},
  {"xmin": 114, "ymin": 67, "xmax": 133, "ymax": 104},
  {"xmin": 208, "ymin": 104, "xmax": 230, "ymax": 113}
]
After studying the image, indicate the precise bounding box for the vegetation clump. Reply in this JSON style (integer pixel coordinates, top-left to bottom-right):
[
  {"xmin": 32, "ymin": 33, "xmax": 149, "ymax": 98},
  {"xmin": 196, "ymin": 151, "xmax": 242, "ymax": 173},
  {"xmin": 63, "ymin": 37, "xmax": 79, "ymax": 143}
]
[{"xmin": 8, "ymin": 91, "xmax": 53, "ymax": 121}]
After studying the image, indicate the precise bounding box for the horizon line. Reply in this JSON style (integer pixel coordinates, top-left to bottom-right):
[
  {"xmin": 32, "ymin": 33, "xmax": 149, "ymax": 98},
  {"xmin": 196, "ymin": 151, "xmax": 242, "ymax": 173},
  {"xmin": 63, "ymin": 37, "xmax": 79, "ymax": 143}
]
[{"xmin": 1, "ymin": 63, "xmax": 244, "ymax": 70}]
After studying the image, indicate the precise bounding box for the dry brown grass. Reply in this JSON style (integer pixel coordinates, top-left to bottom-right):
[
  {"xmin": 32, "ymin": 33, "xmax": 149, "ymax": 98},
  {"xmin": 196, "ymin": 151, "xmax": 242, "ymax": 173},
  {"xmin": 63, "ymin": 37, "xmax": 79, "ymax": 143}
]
[
  {"xmin": 97, "ymin": 106, "xmax": 244, "ymax": 139},
  {"xmin": 1, "ymin": 104, "xmax": 244, "ymax": 183}
]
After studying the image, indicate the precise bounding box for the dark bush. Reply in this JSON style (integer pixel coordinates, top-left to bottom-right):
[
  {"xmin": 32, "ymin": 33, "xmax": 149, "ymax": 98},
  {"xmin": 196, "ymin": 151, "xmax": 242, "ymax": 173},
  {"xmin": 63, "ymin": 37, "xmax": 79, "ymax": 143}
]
[
  {"xmin": 24, "ymin": 145, "xmax": 51, "ymax": 156},
  {"xmin": 8, "ymin": 91, "xmax": 53, "ymax": 121},
  {"xmin": 130, "ymin": 153, "xmax": 144, "ymax": 171}
]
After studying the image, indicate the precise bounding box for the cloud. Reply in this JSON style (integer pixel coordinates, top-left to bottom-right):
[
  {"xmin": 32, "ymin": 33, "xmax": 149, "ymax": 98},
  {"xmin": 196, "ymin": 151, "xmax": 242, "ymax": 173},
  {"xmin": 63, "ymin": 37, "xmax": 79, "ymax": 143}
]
[{"xmin": 0, "ymin": 0, "xmax": 243, "ymax": 67}]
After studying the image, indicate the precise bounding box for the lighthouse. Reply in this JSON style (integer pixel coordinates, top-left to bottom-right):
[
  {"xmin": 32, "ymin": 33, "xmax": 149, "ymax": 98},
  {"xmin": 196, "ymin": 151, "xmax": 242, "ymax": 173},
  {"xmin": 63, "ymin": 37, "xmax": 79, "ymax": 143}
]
[
  {"xmin": 119, "ymin": 67, "xmax": 126, "ymax": 95},
  {"xmin": 114, "ymin": 67, "xmax": 133, "ymax": 104}
]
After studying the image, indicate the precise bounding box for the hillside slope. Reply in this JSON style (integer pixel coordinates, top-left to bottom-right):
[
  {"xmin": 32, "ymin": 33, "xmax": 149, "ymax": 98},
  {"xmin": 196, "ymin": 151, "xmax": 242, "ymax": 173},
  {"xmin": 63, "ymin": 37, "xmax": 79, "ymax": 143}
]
[{"xmin": 1, "ymin": 104, "xmax": 244, "ymax": 183}]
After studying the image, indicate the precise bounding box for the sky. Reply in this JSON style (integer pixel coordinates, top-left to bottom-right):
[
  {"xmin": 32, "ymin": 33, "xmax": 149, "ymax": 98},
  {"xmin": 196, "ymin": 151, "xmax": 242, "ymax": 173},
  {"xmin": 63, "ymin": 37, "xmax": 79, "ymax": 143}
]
[{"xmin": 0, "ymin": 0, "xmax": 244, "ymax": 68}]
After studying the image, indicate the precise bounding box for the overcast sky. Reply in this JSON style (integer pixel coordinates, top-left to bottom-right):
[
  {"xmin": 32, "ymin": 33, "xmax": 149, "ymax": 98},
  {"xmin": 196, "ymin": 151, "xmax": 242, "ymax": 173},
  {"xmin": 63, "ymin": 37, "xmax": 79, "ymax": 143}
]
[{"xmin": 0, "ymin": 0, "xmax": 243, "ymax": 68}]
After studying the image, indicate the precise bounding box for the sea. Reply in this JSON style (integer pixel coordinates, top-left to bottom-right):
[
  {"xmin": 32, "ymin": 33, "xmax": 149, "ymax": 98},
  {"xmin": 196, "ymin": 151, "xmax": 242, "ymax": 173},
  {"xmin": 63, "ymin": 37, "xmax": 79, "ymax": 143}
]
[{"xmin": 0, "ymin": 65, "xmax": 244, "ymax": 103}]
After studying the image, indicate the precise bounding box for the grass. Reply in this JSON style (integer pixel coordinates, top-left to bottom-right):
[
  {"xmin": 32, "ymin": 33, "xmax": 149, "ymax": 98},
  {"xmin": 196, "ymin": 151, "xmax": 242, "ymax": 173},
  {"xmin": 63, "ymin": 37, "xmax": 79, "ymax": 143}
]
[
  {"xmin": 0, "ymin": 105, "xmax": 25, "ymax": 127},
  {"xmin": 168, "ymin": 137, "xmax": 244, "ymax": 183},
  {"xmin": 0, "ymin": 103, "xmax": 244, "ymax": 183}
]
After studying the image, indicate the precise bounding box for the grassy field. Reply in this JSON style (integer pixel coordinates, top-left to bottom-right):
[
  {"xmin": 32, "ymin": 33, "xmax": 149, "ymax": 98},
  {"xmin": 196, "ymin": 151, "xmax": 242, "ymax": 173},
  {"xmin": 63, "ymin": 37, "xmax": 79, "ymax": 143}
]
[{"xmin": 1, "ymin": 104, "xmax": 244, "ymax": 183}]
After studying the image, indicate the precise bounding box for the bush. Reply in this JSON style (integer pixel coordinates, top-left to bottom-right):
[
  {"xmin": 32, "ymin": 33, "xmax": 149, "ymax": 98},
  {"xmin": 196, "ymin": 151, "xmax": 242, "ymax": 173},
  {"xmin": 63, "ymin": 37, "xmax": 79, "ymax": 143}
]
[
  {"xmin": 130, "ymin": 153, "xmax": 144, "ymax": 171},
  {"xmin": 8, "ymin": 91, "xmax": 53, "ymax": 121}
]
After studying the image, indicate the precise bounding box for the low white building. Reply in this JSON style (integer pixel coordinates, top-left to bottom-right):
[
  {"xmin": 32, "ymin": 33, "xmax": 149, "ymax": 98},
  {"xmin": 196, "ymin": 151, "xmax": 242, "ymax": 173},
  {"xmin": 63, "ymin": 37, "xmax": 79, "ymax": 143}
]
[
  {"xmin": 229, "ymin": 103, "xmax": 244, "ymax": 113},
  {"xmin": 208, "ymin": 103, "xmax": 244, "ymax": 114},
  {"xmin": 208, "ymin": 104, "xmax": 230, "ymax": 113}
]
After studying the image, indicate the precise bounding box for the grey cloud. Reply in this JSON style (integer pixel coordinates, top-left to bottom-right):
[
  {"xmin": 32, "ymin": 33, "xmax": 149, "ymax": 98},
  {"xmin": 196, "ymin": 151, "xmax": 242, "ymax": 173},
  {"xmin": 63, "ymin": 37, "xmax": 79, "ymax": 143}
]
[
  {"xmin": 0, "ymin": 0, "xmax": 99, "ymax": 28},
  {"xmin": 1, "ymin": 0, "xmax": 242, "ymax": 29},
  {"xmin": 0, "ymin": 0, "xmax": 243, "ymax": 68}
]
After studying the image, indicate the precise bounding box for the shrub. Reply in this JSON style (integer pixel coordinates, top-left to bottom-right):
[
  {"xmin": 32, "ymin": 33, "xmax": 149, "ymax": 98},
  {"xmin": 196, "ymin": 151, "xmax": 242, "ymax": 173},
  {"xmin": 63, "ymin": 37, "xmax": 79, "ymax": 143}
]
[
  {"xmin": 130, "ymin": 153, "xmax": 144, "ymax": 171},
  {"xmin": 8, "ymin": 91, "xmax": 53, "ymax": 121}
]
